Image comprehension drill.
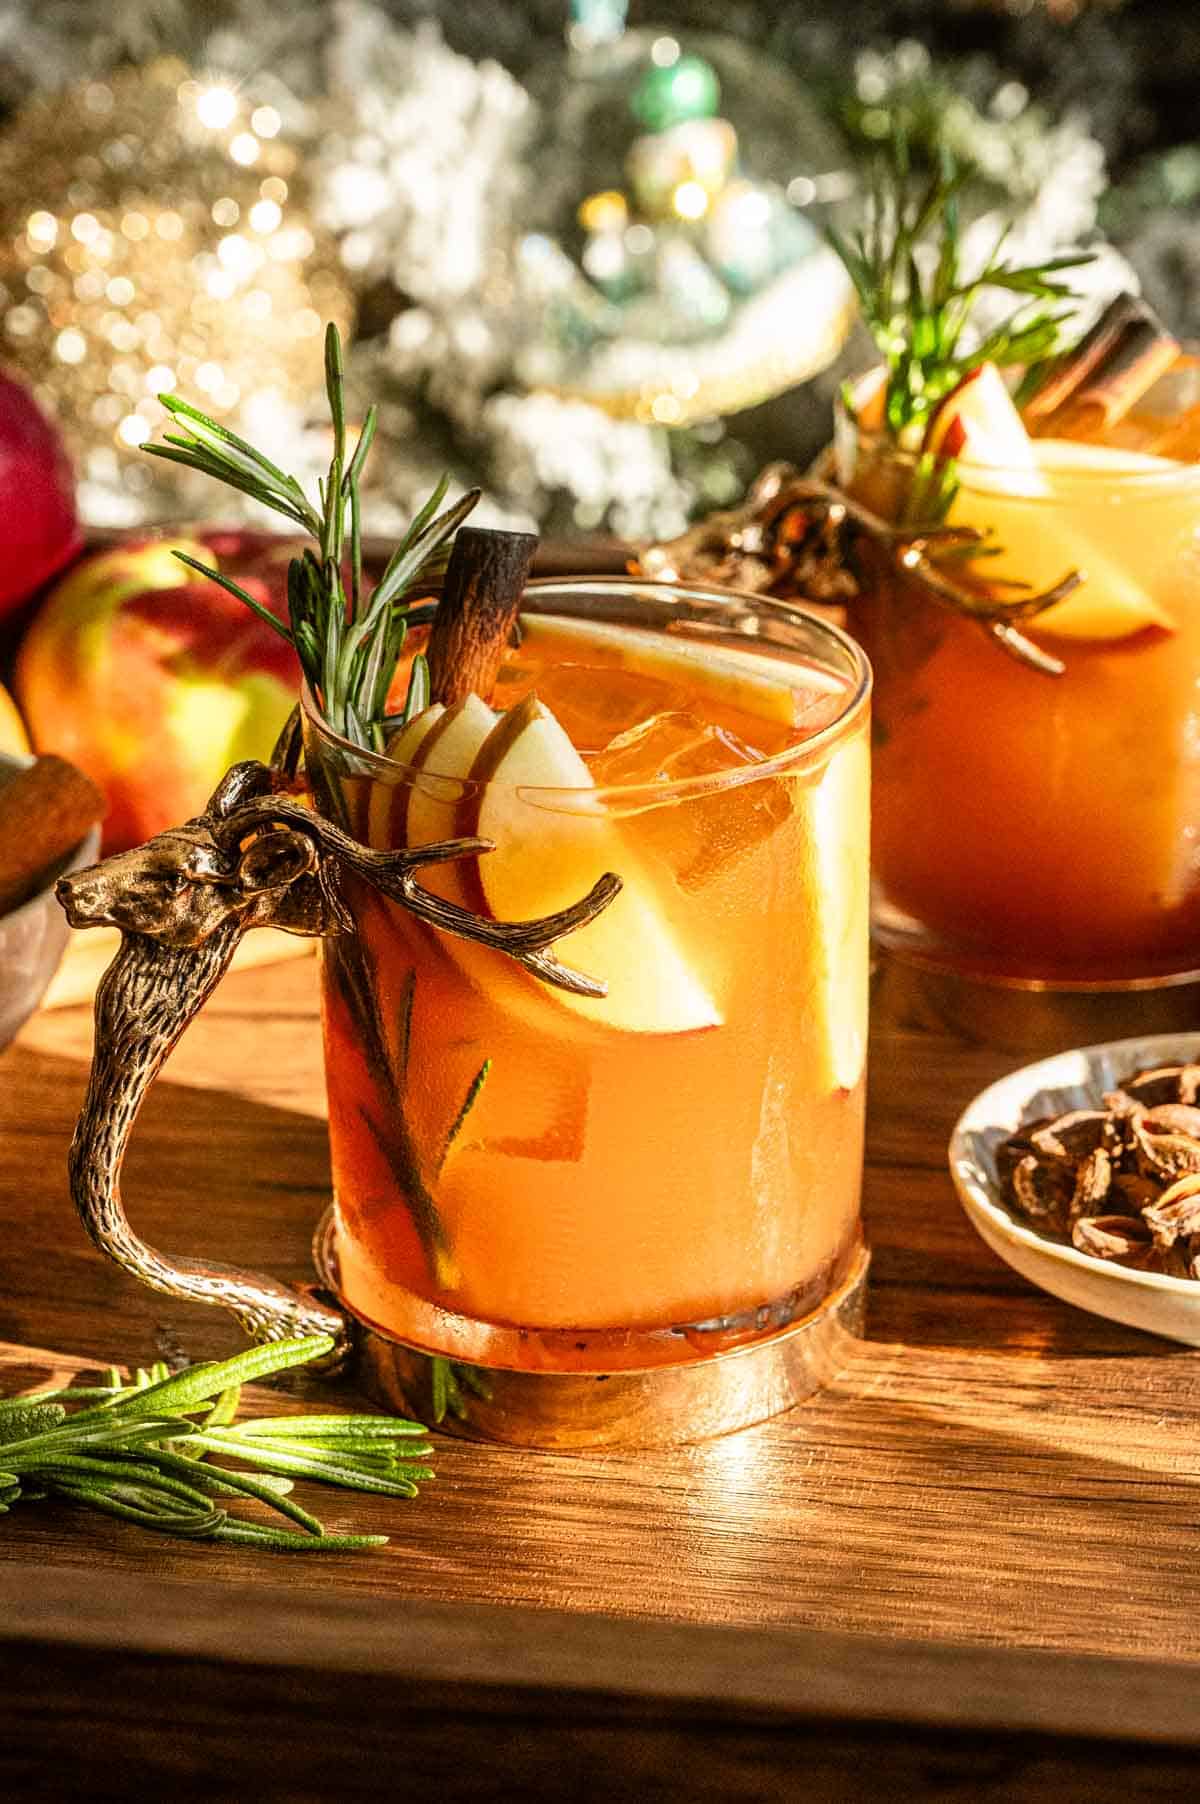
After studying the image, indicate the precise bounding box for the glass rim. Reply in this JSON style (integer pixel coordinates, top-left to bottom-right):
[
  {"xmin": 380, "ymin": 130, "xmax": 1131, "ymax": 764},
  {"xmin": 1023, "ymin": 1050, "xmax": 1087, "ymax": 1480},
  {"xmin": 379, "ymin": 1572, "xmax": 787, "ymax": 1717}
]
[
  {"xmin": 301, "ymin": 576, "xmax": 871, "ymax": 804},
  {"xmin": 836, "ymin": 375, "xmax": 1200, "ymax": 495}
]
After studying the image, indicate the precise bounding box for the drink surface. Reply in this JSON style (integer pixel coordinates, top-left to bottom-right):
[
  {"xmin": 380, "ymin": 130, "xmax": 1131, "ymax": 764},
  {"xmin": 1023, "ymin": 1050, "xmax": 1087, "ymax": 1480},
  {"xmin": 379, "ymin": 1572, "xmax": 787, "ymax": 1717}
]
[
  {"xmin": 845, "ymin": 364, "xmax": 1200, "ymax": 982},
  {"xmin": 310, "ymin": 609, "xmax": 869, "ymax": 1369}
]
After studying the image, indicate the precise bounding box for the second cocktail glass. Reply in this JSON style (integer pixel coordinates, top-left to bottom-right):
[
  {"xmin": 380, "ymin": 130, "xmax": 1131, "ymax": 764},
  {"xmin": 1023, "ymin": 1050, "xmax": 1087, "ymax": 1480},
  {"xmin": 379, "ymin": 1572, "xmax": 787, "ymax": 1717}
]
[{"xmin": 837, "ymin": 377, "xmax": 1200, "ymax": 988}]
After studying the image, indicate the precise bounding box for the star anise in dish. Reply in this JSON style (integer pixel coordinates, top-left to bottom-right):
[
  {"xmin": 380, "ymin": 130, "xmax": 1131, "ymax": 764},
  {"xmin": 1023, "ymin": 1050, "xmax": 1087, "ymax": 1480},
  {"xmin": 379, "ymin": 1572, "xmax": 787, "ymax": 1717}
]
[{"xmin": 998, "ymin": 1064, "xmax": 1200, "ymax": 1277}]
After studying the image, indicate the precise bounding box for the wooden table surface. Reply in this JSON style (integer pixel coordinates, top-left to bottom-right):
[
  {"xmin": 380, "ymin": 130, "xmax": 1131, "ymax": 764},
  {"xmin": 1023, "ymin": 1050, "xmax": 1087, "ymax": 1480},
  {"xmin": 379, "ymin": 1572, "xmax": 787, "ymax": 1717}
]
[{"xmin": 4, "ymin": 947, "xmax": 1200, "ymax": 1800}]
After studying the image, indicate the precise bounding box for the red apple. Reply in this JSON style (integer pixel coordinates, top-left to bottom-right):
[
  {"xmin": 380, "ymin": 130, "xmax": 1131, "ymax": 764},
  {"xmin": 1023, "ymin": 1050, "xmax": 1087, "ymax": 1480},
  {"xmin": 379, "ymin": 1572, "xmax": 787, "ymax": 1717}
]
[
  {"xmin": 0, "ymin": 367, "xmax": 80, "ymax": 621},
  {"xmin": 15, "ymin": 537, "xmax": 298, "ymax": 851}
]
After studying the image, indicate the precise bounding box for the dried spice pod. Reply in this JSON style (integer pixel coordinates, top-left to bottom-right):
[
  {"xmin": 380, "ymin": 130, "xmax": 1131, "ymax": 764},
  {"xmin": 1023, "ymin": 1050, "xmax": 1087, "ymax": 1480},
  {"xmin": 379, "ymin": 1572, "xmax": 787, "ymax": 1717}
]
[
  {"xmin": 1027, "ymin": 1109, "xmax": 1116, "ymax": 1165},
  {"xmin": 1000, "ymin": 1061, "xmax": 1200, "ymax": 1280},
  {"xmin": 1070, "ymin": 1213, "xmax": 1156, "ymax": 1268},
  {"xmin": 1134, "ymin": 1102, "xmax": 1200, "ymax": 1137},
  {"xmin": 1111, "ymin": 1064, "xmax": 1200, "ymax": 1108},
  {"xmin": 1068, "ymin": 1146, "xmax": 1114, "ymax": 1224},
  {"xmin": 1009, "ymin": 1153, "xmax": 1075, "ymax": 1235},
  {"xmin": 1107, "ymin": 1171, "xmax": 1162, "ymax": 1215},
  {"xmin": 1143, "ymin": 1173, "xmax": 1200, "ymax": 1251},
  {"xmin": 1128, "ymin": 1108, "xmax": 1200, "ymax": 1183}
]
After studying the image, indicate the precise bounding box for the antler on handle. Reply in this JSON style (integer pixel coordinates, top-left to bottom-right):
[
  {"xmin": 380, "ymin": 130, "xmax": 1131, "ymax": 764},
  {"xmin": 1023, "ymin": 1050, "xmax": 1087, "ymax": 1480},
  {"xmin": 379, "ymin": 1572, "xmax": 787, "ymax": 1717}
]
[
  {"xmin": 639, "ymin": 472, "xmax": 1078, "ymax": 678},
  {"xmin": 216, "ymin": 794, "xmax": 623, "ymax": 998}
]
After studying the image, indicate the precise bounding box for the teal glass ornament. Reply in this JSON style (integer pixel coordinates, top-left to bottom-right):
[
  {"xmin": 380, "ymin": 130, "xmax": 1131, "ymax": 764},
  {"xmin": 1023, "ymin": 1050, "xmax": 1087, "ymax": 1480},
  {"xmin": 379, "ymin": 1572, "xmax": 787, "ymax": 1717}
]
[
  {"xmin": 568, "ymin": 0, "xmax": 629, "ymax": 50},
  {"xmin": 631, "ymin": 53, "xmax": 721, "ymax": 134}
]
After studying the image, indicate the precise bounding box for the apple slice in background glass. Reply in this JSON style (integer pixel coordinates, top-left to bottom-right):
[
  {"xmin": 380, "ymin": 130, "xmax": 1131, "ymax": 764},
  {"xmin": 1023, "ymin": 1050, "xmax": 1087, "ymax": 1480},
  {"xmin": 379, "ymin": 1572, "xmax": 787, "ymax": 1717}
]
[
  {"xmin": 927, "ymin": 363, "xmax": 1177, "ymax": 643},
  {"xmin": 923, "ymin": 361, "xmax": 1036, "ymax": 469}
]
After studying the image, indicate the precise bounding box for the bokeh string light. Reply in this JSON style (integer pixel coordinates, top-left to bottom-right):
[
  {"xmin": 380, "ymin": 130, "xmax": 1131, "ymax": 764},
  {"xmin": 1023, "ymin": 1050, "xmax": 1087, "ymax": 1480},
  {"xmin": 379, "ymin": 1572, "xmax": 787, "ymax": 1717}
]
[{"xmin": 0, "ymin": 57, "xmax": 351, "ymax": 521}]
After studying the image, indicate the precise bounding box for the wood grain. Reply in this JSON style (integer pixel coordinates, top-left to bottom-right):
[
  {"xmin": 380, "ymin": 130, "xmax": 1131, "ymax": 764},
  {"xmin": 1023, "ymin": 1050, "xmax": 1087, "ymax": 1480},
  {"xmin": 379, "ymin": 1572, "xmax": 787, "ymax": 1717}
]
[
  {"xmin": 4, "ymin": 934, "xmax": 1200, "ymax": 1795},
  {"xmin": 42, "ymin": 922, "xmax": 313, "ymax": 1010}
]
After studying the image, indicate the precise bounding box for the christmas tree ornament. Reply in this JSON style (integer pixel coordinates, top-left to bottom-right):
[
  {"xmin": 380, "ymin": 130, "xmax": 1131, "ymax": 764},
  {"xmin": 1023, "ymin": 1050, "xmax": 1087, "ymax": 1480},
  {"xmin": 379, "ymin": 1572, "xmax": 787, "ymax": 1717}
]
[
  {"xmin": 0, "ymin": 0, "xmax": 1180, "ymax": 544},
  {"xmin": 0, "ymin": 57, "xmax": 351, "ymax": 524},
  {"xmin": 512, "ymin": 16, "xmax": 854, "ymax": 427}
]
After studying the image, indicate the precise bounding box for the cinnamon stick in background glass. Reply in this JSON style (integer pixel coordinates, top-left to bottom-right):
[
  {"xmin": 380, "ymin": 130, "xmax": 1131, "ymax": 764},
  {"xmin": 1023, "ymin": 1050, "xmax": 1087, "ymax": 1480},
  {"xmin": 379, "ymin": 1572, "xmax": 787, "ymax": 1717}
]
[{"xmin": 1022, "ymin": 294, "xmax": 1180, "ymax": 439}]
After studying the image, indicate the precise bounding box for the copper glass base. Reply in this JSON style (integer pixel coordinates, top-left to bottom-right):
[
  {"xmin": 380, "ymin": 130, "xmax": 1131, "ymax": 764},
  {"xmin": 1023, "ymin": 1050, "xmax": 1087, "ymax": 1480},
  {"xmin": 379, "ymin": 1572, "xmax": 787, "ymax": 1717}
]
[
  {"xmin": 875, "ymin": 943, "xmax": 1200, "ymax": 1058},
  {"xmin": 313, "ymin": 1210, "xmax": 868, "ymax": 1450}
]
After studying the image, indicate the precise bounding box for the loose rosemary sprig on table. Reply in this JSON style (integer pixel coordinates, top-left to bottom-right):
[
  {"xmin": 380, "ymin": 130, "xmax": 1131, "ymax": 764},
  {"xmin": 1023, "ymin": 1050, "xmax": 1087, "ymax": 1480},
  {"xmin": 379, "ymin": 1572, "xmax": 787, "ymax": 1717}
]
[
  {"xmin": 0, "ymin": 1335, "xmax": 433, "ymax": 1553},
  {"xmin": 828, "ymin": 137, "xmax": 1095, "ymax": 443},
  {"xmin": 145, "ymin": 324, "xmax": 478, "ymax": 750}
]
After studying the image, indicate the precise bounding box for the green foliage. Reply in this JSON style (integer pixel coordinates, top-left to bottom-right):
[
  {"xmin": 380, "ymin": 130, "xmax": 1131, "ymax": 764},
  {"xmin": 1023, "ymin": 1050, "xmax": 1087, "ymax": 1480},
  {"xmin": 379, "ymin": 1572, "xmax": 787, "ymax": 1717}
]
[
  {"xmin": 145, "ymin": 324, "xmax": 479, "ymax": 751},
  {"xmin": 828, "ymin": 134, "xmax": 1094, "ymax": 441},
  {"xmin": 0, "ymin": 1336, "xmax": 433, "ymax": 1552}
]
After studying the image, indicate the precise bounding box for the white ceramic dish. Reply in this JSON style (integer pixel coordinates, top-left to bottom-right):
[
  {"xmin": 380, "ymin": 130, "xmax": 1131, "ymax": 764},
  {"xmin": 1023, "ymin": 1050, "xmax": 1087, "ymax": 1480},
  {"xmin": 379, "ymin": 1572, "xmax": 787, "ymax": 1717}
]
[{"xmin": 949, "ymin": 1031, "xmax": 1200, "ymax": 1346}]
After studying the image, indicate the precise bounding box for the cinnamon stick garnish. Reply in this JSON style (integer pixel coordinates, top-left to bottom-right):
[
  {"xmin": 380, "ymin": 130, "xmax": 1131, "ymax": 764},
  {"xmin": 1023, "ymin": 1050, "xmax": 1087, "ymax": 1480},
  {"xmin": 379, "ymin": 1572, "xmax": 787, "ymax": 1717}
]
[
  {"xmin": 1023, "ymin": 294, "xmax": 1180, "ymax": 438},
  {"xmin": 426, "ymin": 526, "xmax": 539, "ymax": 707},
  {"xmin": 0, "ymin": 754, "xmax": 105, "ymax": 916}
]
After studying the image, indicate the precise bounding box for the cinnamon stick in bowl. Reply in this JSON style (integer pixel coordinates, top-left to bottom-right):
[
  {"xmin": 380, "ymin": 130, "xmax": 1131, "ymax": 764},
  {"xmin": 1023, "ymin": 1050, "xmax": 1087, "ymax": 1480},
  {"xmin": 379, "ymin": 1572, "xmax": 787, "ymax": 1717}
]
[{"xmin": 0, "ymin": 754, "xmax": 106, "ymax": 917}]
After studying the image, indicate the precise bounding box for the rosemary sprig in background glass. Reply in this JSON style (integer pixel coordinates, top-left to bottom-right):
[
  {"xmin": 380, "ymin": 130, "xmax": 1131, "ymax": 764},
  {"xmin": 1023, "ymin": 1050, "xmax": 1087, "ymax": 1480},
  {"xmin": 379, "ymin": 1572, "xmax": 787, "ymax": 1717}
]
[
  {"xmin": 0, "ymin": 1335, "xmax": 432, "ymax": 1552},
  {"xmin": 145, "ymin": 324, "xmax": 478, "ymax": 750},
  {"xmin": 828, "ymin": 137, "xmax": 1095, "ymax": 442}
]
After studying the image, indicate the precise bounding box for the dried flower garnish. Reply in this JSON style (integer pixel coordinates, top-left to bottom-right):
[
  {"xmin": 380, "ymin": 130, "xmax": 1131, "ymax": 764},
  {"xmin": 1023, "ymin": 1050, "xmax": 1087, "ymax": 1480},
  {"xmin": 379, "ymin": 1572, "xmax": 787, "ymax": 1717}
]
[{"xmin": 999, "ymin": 1064, "xmax": 1200, "ymax": 1279}]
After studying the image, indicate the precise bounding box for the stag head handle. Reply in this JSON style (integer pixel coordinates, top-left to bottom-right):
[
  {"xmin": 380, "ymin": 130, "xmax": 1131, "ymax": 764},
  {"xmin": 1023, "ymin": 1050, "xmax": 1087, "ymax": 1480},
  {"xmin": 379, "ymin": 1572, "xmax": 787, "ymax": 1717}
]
[{"xmin": 56, "ymin": 753, "xmax": 619, "ymax": 1362}]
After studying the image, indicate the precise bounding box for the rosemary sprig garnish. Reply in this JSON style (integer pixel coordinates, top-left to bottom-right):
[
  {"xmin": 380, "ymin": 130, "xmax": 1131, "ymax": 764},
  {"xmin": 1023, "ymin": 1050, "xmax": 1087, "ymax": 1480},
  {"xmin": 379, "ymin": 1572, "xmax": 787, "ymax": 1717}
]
[
  {"xmin": 0, "ymin": 1335, "xmax": 432, "ymax": 1552},
  {"xmin": 829, "ymin": 136, "xmax": 1095, "ymax": 443},
  {"xmin": 146, "ymin": 324, "xmax": 479, "ymax": 751}
]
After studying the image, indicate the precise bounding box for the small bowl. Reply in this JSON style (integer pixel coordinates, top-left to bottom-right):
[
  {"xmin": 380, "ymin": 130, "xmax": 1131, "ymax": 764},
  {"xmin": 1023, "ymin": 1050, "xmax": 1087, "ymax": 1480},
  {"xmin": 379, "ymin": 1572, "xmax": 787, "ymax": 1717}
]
[
  {"xmin": 949, "ymin": 1031, "xmax": 1200, "ymax": 1347},
  {"xmin": 0, "ymin": 751, "xmax": 101, "ymax": 1051}
]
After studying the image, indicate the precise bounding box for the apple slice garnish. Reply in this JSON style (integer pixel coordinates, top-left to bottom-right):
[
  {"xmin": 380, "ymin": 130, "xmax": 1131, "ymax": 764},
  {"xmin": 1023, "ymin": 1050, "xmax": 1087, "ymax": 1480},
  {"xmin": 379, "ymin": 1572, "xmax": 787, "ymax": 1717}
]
[
  {"xmin": 369, "ymin": 694, "xmax": 496, "ymax": 902},
  {"xmin": 925, "ymin": 368, "xmax": 1176, "ymax": 643},
  {"xmin": 951, "ymin": 438, "xmax": 1178, "ymax": 642},
  {"xmin": 795, "ymin": 731, "xmax": 870, "ymax": 1095},
  {"xmin": 405, "ymin": 693, "xmax": 497, "ymax": 851},
  {"xmin": 365, "ymin": 703, "xmax": 446, "ymax": 850},
  {"xmin": 403, "ymin": 692, "xmax": 497, "ymax": 905},
  {"xmin": 385, "ymin": 703, "xmax": 447, "ymax": 766},
  {"xmin": 924, "ymin": 362, "xmax": 1035, "ymax": 470},
  {"xmin": 466, "ymin": 694, "xmax": 722, "ymax": 1035},
  {"xmin": 518, "ymin": 613, "xmax": 844, "ymax": 731}
]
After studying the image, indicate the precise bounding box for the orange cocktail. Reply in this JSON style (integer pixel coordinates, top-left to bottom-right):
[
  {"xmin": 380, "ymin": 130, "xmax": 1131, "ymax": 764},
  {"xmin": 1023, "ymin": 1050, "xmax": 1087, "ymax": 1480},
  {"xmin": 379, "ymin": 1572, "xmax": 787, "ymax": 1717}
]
[
  {"xmin": 839, "ymin": 360, "xmax": 1200, "ymax": 983},
  {"xmin": 303, "ymin": 580, "xmax": 870, "ymax": 1373}
]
